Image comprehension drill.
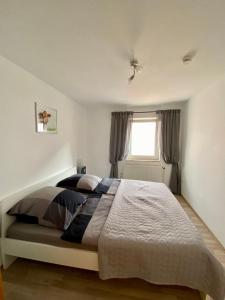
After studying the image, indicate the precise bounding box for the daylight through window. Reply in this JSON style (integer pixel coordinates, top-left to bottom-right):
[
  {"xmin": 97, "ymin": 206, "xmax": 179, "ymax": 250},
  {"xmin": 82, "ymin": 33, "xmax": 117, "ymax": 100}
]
[{"xmin": 128, "ymin": 114, "xmax": 159, "ymax": 160}]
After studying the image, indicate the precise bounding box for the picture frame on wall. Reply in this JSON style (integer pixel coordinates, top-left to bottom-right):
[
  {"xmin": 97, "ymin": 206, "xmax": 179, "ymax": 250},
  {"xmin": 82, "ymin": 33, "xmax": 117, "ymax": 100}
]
[{"xmin": 35, "ymin": 102, "xmax": 57, "ymax": 133}]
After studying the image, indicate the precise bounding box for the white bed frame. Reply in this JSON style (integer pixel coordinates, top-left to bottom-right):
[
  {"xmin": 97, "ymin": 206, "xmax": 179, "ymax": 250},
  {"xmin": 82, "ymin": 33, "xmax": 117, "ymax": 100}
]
[{"xmin": 0, "ymin": 168, "xmax": 99, "ymax": 271}]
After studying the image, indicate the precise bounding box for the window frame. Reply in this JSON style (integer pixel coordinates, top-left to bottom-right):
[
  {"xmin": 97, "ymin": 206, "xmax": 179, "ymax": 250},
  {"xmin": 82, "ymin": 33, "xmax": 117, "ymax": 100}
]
[{"xmin": 127, "ymin": 115, "xmax": 160, "ymax": 161}]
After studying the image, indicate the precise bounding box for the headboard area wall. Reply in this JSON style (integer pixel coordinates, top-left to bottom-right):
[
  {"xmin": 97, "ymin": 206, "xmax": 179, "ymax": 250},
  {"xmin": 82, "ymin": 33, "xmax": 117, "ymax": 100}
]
[{"xmin": 0, "ymin": 55, "xmax": 86, "ymax": 200}]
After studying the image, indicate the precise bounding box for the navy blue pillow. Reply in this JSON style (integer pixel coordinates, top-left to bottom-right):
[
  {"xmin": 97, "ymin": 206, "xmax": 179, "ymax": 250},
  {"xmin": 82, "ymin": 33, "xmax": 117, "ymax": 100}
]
[
  {"xmin": 56, "ymin": 174, "xmax": 83, "ymax": 190},
  {"xmin": 16, "ymin": 214, "xmax": 38, "ymax": 224},
  {"xmin": 43, "ymin": 189, "xmax": 87, "ymax": 230},
  {"xmin": 61, "ymin": 214, "xmax": 92, "ymax": 243},
  {"xmin": 56, "ymin": 175, "xmax": 114, "ymax": 195},
  {"xmin": 57, "ymin": 174, "xmax": 100, "ymax": 194}
]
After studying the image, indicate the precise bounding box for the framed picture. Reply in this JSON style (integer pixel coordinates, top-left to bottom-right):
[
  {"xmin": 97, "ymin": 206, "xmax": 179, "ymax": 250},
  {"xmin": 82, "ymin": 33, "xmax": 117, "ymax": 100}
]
[{"xmin": 35, "ymin": 102, "xmax": 57, "ymax": 133}]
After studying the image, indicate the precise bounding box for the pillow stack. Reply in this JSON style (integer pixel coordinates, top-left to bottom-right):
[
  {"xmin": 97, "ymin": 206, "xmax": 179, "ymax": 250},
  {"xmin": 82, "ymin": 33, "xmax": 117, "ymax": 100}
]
[
  {"xmin": 8, "ymin": 186, "xmax": 86, "ymax": 230},
  {"xmin": 8, "ymin": 174, "xmax": 104, "ymax": 231}
]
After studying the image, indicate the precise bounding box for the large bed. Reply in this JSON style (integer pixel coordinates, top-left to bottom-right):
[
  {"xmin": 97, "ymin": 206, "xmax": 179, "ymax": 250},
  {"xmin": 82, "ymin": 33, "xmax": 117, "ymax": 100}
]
[{"xmin": 1, "ymin": 168, "xmax": 225, "ymax": 300}]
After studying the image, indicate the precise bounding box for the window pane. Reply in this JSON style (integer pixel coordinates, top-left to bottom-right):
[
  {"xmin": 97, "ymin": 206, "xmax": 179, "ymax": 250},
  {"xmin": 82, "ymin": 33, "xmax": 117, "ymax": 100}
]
[{"xmin": 130, "ymin": 121, "xmax": 156, "ymax": 156}]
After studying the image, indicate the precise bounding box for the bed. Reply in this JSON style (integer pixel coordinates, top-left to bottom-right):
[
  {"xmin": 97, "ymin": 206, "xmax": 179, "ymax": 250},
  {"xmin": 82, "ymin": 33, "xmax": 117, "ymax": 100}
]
[
  {"xmin": 1, "ymin": 168, "xmax": 225, "ymax": 300},
  {"xmin": 1, "ymin": 168, "xmax": 99, "ymax": 271}
]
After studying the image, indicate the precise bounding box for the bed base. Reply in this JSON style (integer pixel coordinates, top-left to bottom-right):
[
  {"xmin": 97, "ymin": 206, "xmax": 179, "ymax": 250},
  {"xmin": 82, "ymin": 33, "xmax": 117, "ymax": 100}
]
[
  {"xmin": 2, "ymin": 240, "xmax": 206, "ymax": 300},
  {"xmin": 1, "ymin": 241, "xmax": 207, "ymax": 300},
  {"xmin": 2, "ymin": 238, "xmax": 98, "ymax": 271}
]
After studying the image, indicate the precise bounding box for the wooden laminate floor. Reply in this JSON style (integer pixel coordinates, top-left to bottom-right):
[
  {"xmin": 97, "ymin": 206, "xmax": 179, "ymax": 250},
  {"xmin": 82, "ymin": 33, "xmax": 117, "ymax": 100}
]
[
  {"xmin": 177, "ymin": 196, "xmax": 225, "ymax": 269},
  {"xmin": 2, "ymin": 196, "xmax": 225, "ymax": 300}
]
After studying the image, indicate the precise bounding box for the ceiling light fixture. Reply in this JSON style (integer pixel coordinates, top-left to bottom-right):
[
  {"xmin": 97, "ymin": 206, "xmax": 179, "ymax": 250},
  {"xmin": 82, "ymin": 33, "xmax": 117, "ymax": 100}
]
[
  {"xmin": 182, "ymin": 50, "xmax": 197, "ymax": 65},
  {"xmin": 129, "ymin": 58, "xmax": 143, "ymax": 82}
]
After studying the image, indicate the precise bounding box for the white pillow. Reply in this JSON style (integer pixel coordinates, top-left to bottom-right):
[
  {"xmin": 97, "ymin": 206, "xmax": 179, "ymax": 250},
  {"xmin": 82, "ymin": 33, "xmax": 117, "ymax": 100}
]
[{"xmin": 77, "ymin": 174, "xmax": 102, "ymax": 191}]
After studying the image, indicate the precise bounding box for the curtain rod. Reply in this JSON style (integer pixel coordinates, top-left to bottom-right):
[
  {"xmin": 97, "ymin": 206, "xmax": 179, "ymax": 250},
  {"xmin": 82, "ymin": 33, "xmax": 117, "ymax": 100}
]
[
  {"xmin": 132, "ymin": 110, "xmax": 158, "ymax": 113},
  {"xmin": 132, "ymin": 109, "xmax": 180, "ymax": 113},
  {"xmin": 113, "ymin": 109, "xmax": 180, "ymax": 114}
]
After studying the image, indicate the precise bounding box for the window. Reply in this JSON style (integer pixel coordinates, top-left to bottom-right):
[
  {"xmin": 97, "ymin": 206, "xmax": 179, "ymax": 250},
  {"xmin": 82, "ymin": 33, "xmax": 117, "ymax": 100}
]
[{"xmin": 128, "ymin": 113, "xmax": 159, "ymax": 160}]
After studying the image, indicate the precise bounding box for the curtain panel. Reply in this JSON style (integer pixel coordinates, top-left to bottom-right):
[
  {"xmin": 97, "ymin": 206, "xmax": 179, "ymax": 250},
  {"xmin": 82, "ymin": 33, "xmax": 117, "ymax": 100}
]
[
  {"xmin": 109, "ymin": 111, "xmax": 133, "ymax": 178},
  {"xmin": 157, "ymin": 110, "xmax": 181, "ymax": 195}
]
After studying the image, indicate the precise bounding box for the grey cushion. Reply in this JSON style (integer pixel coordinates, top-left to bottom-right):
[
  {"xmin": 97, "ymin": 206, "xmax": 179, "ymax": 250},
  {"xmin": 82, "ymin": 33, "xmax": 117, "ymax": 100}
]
[
  {"xmin": 77, "ymin": 174, "xmax": 102, "ymax": 191},
  {"xmin": 8, "ymin": 186, "xmax": 62, "ymax": 227}
]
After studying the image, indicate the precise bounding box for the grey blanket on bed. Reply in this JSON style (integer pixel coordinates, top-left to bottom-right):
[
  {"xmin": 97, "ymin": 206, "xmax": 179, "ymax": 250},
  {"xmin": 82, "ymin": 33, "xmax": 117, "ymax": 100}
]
[
  {"xmin": 82, "ymin": 180, "xmax": 121, "ymax": 247},
  {"xmin": 98, "ymin": 180, "xmax": 225, "ymax": 300}
]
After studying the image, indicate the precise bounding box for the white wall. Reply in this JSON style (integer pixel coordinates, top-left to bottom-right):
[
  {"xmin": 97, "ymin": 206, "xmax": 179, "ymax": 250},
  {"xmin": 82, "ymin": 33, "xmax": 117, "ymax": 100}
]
[
  {"xmin": 85, "ymin": 101, "xmax": 186, "ymax": 186},
  {"xmin": 85, "ymin": 105, "xmax": 117, "ymax": 177},
  {"xmin": 182, "ymin": 76, "xmax": 225, "ymax": 247},
  {"xmin": 0, "ymin": 55, "xmax": 86, "ymax": 199}
]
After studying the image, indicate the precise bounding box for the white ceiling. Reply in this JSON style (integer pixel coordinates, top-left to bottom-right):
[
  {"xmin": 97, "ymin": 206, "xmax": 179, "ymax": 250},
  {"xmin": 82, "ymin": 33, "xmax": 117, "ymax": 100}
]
[{"xmin": 1, "ymin": 0, "xmax": 225, "ymax": 105}]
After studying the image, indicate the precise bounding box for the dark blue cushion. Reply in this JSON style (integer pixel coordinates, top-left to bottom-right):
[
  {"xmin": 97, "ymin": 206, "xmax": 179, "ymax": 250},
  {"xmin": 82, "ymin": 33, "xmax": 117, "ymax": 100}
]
[
  {"xmin": 56, "ymin": 174, "xmax": 83, "ymax": 190},
  {"xmin": 43, "ymin": 189, "xmax": 87, "ymax": 230}
]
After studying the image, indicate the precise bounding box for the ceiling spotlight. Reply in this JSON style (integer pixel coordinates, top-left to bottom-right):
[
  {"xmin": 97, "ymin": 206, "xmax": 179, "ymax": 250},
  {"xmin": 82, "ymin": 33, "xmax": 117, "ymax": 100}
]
[
  {"xmin": 129, "ymin": 58, "xmax": 143, "ymax": 82},
  {"xmin": 182, "ymin": 50, "xmax": 197, "ymax": 65}
]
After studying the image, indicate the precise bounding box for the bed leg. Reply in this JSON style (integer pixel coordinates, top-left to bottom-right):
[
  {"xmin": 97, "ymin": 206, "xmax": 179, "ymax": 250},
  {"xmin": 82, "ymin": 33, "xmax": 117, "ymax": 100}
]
[
  {"xmin": 2, "ymin": 255, "xmax": 17, "ymax": 270},
  {"xmin": 199, "ymin": 291, "xmax": 207, "ymax": 300}
]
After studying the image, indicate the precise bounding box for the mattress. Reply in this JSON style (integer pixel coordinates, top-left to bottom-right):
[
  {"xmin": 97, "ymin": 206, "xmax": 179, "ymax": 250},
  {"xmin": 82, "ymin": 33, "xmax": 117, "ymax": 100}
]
[{"xmin": 7, "ymin": 222, "xmax": 97, "ymax": 251}]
